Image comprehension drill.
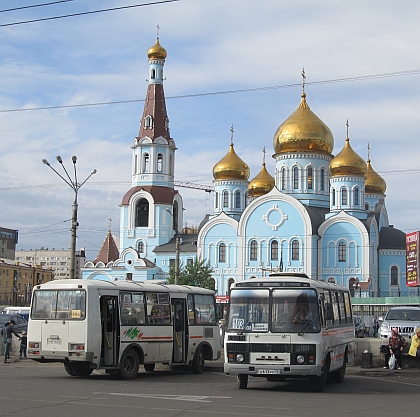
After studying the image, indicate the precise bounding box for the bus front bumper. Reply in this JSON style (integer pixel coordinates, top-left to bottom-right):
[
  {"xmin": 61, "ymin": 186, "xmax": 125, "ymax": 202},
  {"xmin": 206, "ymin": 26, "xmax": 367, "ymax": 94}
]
[{"xmin": 224, "ymin": 363, "xmax": 322, "ymax": 377}]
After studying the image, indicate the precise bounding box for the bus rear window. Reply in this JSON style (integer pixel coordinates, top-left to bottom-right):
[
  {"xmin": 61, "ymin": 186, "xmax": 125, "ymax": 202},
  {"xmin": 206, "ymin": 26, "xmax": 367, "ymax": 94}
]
[{"xmin": 31, "ymin": 290, "xmax": 86, "ymax": 320}]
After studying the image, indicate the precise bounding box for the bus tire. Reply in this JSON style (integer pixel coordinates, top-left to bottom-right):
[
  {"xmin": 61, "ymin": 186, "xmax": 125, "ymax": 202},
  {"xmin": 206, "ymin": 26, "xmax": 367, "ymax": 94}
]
[
  {"xmin": 72, "ymin": 363, "xmax": 93, "ymax": 377},
  {"xmin": 311, "ymin": 371, "xmax": 326, "ymax": 392},
  {"xmin": 118, "ymin": 349, "xmax": 140, "ymax": 379},
  {"xmin": 144, "ymin": 363, "xmax": 155, "ymax": 372},
  {"xmin": 64, "ymin": 363, "xmax": 76, "ymax": 376},
  {"xmin": 237, "ymin": 374, "xmax": 248, "ymax": 389},
  {"xmin": 333, "ymin": 354, "xmax": 347, "ymax": 383},
  {"xmin": 192, "ymin": 347, "xmax": 205, "ymax": 374}
]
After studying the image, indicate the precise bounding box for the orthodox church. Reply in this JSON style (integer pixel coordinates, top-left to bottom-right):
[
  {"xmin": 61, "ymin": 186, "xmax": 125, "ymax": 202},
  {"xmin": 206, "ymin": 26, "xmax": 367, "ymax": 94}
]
[{"xmin": 82, "ymin": 38, "xmax": 407, "ymax": 297}]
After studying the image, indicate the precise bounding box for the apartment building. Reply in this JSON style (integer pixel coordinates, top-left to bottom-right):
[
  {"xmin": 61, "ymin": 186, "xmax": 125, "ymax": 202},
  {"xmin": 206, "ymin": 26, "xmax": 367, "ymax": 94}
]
[
  {"xmin": 16, "ymin": 248, "xmax": 86, "ymax": 279},
  {"xmin": 0, "ymin": 227, "xmax": 18, "ymax": 261}
]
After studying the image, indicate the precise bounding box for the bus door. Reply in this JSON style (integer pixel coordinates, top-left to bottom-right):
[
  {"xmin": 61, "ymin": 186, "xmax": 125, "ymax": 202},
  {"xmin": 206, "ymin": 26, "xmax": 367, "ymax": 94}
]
[
  {"xmin": 100, "ymin": 296, "xmax": 119, "ymax": 367},
  {"xmin": 172, "ymin": 299, "xmax": 187, "ymax": 363}
]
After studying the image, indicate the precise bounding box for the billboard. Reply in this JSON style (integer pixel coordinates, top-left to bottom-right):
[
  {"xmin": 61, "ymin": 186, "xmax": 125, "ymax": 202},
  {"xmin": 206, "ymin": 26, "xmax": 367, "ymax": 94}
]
[{"xmin": 406, "ymin": 231, "xmax": 419, "ymax": 287}]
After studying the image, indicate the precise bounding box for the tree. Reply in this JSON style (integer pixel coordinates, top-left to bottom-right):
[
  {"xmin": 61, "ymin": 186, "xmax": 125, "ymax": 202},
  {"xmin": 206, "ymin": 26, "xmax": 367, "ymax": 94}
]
[{"xmin": 168, "ymin": 257, "xmax": 214, "ymax": 290}]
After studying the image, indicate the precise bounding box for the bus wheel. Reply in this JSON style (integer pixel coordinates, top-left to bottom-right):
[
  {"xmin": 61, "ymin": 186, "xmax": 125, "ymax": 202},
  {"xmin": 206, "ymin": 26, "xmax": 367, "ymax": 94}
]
[
  {"xmin": 144, "ymin": 363, "xmax": 155, "ymax": 372},
  {"xmin": 64, "ymin": 363, "xmax": 76, "ymax": 376},
  {"xmin": 237, "ymin": 374, "xmax": 248, "ymax": 389},
  {"xmin": 72, "ymin": 363, "xmax": 93, "ymax": 377},
  {"xmin": 333, "ymin": 355, "xmax": 347, "ymax": 383},
  {"xmin": 118, "ymin": 349, "xmax": 140, "ymax": 379},
  {"xmin": 192, "ymin": 347, "xmax": 205, "ymax": 374},
  {"xmin": 311, "ymin": 373, "xmax": 326, "ymax": 392}
]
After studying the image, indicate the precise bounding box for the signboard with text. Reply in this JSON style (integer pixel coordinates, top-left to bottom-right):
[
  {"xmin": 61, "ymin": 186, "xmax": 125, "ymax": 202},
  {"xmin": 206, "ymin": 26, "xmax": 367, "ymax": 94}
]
[{"xmin": 406, "ymin": 231, "xmax": 419, "ymax": 287}]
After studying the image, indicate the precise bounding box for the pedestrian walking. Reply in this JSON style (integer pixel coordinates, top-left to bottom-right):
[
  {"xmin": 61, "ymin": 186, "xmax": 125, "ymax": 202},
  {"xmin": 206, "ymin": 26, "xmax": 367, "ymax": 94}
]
[
  {"xmin": 372, "ymin": 316, "xmax": 379, "ymax": 337},
  {"xmin": 19, "ymin": 331, "xmax": 27, "ymax": 359},
  {"xmin": 1, "ymin": 320, "xmax": 21, "ymax": 363}
]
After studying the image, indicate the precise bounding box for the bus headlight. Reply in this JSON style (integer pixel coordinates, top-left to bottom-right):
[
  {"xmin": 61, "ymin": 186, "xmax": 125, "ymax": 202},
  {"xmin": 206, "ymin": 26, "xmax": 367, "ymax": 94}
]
[
  {"xmin": 296, "ymin": 355, "xmax": 305, "ymax": 364},
  {"xmin": 236, "ymin": 353, "xmax": 245, "ymax": 363}
]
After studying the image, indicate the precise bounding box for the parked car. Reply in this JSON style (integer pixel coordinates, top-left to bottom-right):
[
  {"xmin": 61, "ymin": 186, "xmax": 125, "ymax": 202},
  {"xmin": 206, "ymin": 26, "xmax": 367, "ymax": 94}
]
[
  {"xmin": 379, "ymin": 306, "xmax": 420, "ymax": 346},
  {"xmin": 0, "ymin": 313, "xmax": 28, "ymax": 334},
  {"xmin": 353, "ymin": 315, "xmax": 365, "ymax": 338}
]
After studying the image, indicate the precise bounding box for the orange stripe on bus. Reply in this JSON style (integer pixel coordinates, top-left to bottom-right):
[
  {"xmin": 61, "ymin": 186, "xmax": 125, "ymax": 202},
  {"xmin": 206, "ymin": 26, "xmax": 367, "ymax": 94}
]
[
  {"xmin": 190, "ymin": 336, "xmax": 203, "ymax": 339},
  {"xmin": 141, "ymin": 336, "xmax": 173, "ymax": 340}
]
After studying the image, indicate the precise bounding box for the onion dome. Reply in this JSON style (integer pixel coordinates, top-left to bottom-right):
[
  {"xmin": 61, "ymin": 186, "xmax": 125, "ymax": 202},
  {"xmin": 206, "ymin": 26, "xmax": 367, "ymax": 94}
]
[
  {"xmin": 213, "ymin": 143, "xmax": 250, "ymax": 181},
  {"xmin": 365, "ymin": 159, "xmax": 386, "ymax": 194},
  {"xmin": 248, "ymin": 163, "xmax": 275, "ymax": 198},
  {"xmin": 329, "ymin": 138, "xmax": 367, "ymax": 178},
  {"xmin": 273, "ymin": 93, "xmax": 334, "ymax": 155},
  {"xmin": 147, "ymin": 38, "xmax": 167, "ymax": 60}
]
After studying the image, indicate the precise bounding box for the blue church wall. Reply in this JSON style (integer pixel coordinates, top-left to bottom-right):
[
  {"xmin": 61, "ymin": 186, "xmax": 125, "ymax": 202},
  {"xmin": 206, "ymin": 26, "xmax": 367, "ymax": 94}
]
[{"xmin": 378, "ymin": 250, "xmax": 407, "ymax": 293}]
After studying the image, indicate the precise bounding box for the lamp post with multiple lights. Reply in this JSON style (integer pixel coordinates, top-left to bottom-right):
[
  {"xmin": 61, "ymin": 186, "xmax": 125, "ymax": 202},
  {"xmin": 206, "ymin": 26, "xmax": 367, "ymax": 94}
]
[{"xmin": 42, "ymin": 156, "xmax": 96, "ymax": 279}]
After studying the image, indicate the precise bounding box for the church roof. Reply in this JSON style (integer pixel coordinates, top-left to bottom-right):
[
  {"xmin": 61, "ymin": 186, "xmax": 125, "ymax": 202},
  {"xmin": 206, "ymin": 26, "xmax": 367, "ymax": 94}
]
[
  {"xmin": 93, "ymin": 229, "xmax": 119, "ymax": 264},
  {"xmin": 379, "ymin": 227, "xmax": 406, "ymax": 250},
  {"xmin": 303, "ymin": 205, "xmax": 329, "ymax": 234},
  {"xmin": 153, "ymin": 233, "xmax": 198, "ymax": 254},
  {"xmin": 121, "ymin": 186, "xmax": 178, "ymax": 205}
]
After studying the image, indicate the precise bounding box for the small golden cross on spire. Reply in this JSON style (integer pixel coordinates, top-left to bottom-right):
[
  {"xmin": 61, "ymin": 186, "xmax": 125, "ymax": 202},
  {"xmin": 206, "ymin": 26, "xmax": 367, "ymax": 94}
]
[
  {"xmin": 108, "ymin": 218, "xmax": 112, "ymax": 231},
  {"xmin": 262, "ymin": 146, "xmax": 266, "ymax": 164},
  {"xmin": 367, "ymin": 143, "xmax": 370, "ymax": 161},
  {"xmin": 346, "ymin": 119, "xmax": 349, "ymax": 138},
  {"xmin": 301, "ymin": 68, "xmax": 306, "ymax": 94},
  {"xmin": 230, "ymin": 125, "xmax": 234, "ymax": 144},
  {"xmin": 157, "ymin": 24, "xmax": 160, "ymax": 39}
]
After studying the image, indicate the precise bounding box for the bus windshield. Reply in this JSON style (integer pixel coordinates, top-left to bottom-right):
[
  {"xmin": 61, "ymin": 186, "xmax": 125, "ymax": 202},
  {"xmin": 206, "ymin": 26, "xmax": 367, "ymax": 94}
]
[{"xmin": 228, "ymin": 288, "xmax": 320, "ymax": 333}]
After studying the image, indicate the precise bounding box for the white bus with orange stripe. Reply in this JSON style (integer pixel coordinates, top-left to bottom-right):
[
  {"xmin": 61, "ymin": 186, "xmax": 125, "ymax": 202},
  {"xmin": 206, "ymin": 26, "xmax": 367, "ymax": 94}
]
[
  {"xmin": 27, "ymin": 279, "xmax": 221, "ymax": 379},
  {"xmin": 224, "ymin": 273, "xmax": 354, "ymax": 391}
]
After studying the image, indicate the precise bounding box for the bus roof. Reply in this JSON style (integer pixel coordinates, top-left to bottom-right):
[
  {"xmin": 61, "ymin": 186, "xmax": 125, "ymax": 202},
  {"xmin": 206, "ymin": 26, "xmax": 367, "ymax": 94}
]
[
  {"xmin": 233, "ymin": 275, "xmax": 349, "ymax": 291},
  {"xmin": 33, "ymin": 279, "xmax": 215, "ymax": 295}
]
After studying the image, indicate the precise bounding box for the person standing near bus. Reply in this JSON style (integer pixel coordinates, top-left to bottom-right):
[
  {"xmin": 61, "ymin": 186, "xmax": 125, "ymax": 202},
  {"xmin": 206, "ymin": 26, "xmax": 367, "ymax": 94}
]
[
  {"xmin": 208, "ymin": 304, "xmax": 215, "ymax": 323},
  {"xmin": 372, "ymin": 316, "xmax": 378, "ymax": 337},
  {"xmin": 384, "ymin": 328, "xmax": 406, "ymax": 369},
  {"xmin": 2, "ymin": 320, "xmax": 21, "ymax": 363},
  {"xmin": 19, "ymin": 331, "xmax": 27, "ymax": 359},
  {"xmin": 408, "ymin": 327, "xmax": 420, "ymax": 360}
]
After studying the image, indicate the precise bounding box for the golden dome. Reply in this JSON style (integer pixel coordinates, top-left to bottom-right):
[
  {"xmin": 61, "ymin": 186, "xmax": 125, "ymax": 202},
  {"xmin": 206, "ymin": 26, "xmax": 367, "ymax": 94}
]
[
  {"xmin": 273, "ymin": 93, "xmax": 334, "ymax": 155},
  {"xmin": 248, "ymin": 163, "xmax": 275, "ymax": 198},
  {"xmin": 147, "ymin": 38, "xmax": 167, "ymax": 60},
  {"xmin": 365, "ymin": 159, "xmax": 386, "ymax": 194},
  {"xmin": 329, "ymin": 138, "xmax": 367, "ymax": 178},
  {"xmin": 213, "ymin": 143, "xmax": 250, "ymax": 181}
]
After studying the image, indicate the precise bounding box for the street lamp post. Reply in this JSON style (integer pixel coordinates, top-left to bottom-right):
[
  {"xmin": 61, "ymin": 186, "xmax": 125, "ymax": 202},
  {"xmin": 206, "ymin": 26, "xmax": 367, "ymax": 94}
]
[{"xmin": 42, "ymin": 156, "xmax": 96, "ymax": 279}]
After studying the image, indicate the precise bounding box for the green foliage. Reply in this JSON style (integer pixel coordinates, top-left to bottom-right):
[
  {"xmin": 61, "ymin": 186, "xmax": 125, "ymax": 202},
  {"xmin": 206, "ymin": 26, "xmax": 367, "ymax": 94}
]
[{"xmin": 168, "ymin": 258, "xmax": 214, "ymax": 290}]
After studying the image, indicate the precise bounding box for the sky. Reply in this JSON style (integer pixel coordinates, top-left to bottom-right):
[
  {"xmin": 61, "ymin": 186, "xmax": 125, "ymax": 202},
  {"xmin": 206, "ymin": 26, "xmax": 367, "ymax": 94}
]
[{"xmin": 1, "ymin": 0, "xmax": 419, "ymax": 261}]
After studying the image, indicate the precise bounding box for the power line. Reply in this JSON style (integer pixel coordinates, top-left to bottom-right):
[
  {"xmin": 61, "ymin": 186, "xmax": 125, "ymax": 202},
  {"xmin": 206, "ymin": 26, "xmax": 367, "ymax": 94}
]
[
  {"xmin": 0, "ymin": 0, "xmax": 75, "ymax": 13},
  {"xmin": 1, "ymin": 69, "xmax": 418, "ymax": 114},
  {"xmin": 0, "ymin": 0, "xmax": 179, "ymax": 27}
]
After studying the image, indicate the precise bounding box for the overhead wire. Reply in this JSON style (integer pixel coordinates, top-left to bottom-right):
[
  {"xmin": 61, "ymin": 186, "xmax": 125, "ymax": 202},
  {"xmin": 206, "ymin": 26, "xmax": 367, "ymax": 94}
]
[
  {"xmin": 0, "ymin": 0, "xmax": 180, "ymax": 27},
  {"xmin": 1, "ymin": 69, "xmax": 419, "ymax": 114},
  {"xmin": 0, "ymin": 0, "xmax": 75, "ymax": 13}
]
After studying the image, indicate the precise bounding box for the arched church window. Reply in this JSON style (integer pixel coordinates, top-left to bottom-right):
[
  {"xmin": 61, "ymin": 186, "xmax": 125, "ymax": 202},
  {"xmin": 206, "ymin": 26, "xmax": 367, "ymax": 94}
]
[
  {"xmin": 292, "ymin": 240, "xmax": 299, "ymax": 260},
  {"xmin": 338, "ymin": 241, "xmax": 346, "ymax": 262},
  {"xmin": 307, "ymin": 167, "xmax": 313, "ymax": 190},
  {"xmin": 135, "ymin": 199, "xmax": 149, "ymax": 227},
  {"xmin": 145, "ymin": 115, "xmax": 153, "ymax": 128},
  {"xmin": 391, "ymin": 266, "xmax": 398, "ymax": 286},
  {"xmin": 354, "ymin": 187, "xmax": 359, "ymax": 206},
  {"xmin": 293, "ymin": 167, "xmax": 299, "ymax": 189},
  {"xmin": 137, "ymin": 241, "xmax": 144, "ymax": 253},
  {"xmin": 332, "ymin": 188, "xmax": 336, "ymax": 206},
  {"xmin": 151, "ymin": 69, "xmax": 156, "ymax": 79},
  {"xmin": 281, "ymin": 167, "xmax": 286, "ymax": 190},
  {"xmin": 172, "ymin": 201, "xmax": 179, "ymax": 233},
  {"xmin": 223, "ymin": 191, "xmax": 229, "ymax": 208},
  {"xmin": 341, "ymin": 188, "xmax": 348, "ymax": 205},
  {"xmin": 143, "ymin": 153, "xmax": 149, "ymax": 173},
  {"xmin": 215, "ymin": 192, "xmax": 219, "ymax": 209},
  {"xmin": 320, "ymin": 169, "xmax": 325, "ymax": 191},
  {"xmin": 219, "ymin": 243, "xmax": 226, "ymax": 263},
  {"xmin": 250, "ymin": 240, "xmax": 258, "ymax": 261},
  {"xmin": 235, "ymin": 191, "xmax": 241, "ymax": 209},
  {"xmin": 365, "ymin": 203, "xmax": 369, "ymax": 211},
  {"xmin": 157, "ymin": 154, "xmax": 163, "ymax": 173},
  {"xmin": 134, "ymin": 154, "xmax": 138, "ymax": 174},
  {"xmin": 271, "ymin": 241, "xmax": 278, "ymax": 260},
  {"xmin": 169, "ymin": 155, "xmax": 173, "ymax": 176}
]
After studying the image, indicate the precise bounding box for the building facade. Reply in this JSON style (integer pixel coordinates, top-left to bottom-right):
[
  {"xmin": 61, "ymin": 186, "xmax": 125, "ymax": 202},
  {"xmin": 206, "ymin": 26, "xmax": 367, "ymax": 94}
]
[
  {"xmin": 0, "ymin": 227, "xmax": 18, "ymax": 261},
  {"xmin": 0, "ymin": 259, "xmax": 53, "ymax": 306},
  {"xmin": 16, "ymin": 248, "xmax": 86, "ymax": 280},
  {"xmin": 82, "ymin": 39, "xmax": 408, "ymax": 298}
]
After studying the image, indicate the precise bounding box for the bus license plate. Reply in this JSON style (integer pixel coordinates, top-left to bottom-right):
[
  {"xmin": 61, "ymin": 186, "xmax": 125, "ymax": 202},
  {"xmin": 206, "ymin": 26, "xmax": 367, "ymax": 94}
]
[{"xmin": 258, "ymin": 369, "xmax": 281, "ymax": 375}]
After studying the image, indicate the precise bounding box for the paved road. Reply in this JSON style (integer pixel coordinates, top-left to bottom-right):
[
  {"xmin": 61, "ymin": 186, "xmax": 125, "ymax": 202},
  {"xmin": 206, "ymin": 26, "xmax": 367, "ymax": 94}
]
[{"xmin": 1, "ymin": 361, "xmax": 419, "ymax": 417}]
